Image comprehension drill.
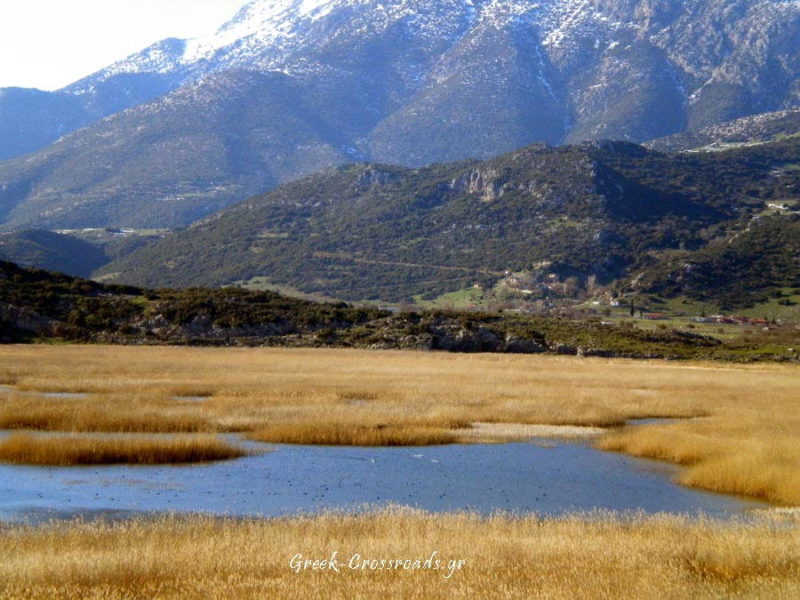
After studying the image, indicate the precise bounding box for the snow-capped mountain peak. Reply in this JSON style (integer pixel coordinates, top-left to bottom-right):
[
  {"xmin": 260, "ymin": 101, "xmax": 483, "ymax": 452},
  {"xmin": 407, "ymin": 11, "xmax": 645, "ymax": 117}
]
[
  {"xmin": 68, "ymin": 0, "xmax": 639, "ymax": 91},
  {"xmin": 4, "ymin": 0, "xmax": 800, "ymax": 218},
  {"xmin": 182, "ymin": 0, "xmax": 339, "ymax": 64}
]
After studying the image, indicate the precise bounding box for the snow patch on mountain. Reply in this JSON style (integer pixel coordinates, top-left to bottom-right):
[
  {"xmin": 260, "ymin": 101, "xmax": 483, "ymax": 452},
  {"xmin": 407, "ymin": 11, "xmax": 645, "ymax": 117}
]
[
  {"xmin": 37, "ymin": 0, "xmax": 800, "ymax": 159},
  {"xmin": 183, "ymin": 0, "xmax": 319, "ymax": 63},
  {"xmin": 69, "ymin": 0, "xmax": 634, "ymax": 91}
]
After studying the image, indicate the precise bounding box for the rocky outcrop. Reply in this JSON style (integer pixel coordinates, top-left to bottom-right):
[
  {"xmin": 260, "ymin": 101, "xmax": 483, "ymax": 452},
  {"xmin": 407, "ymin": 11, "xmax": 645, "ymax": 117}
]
[
  {"xmin": 354, "ymin": 169, "xmax": 398, "ymax": 189},
  {"xmin": 449, "ymin": 169, "xmax": 504, "ymax": 201},
  {"xmin": 430, "ymin": 322, "xmax": 504, "ymax": 352},
  {"xmin": 504, "ymin": 335, "xmax": 548, "ymax": 354},
  {"xmin": 0, "ymin": 302, "xmax": 75, "ymax": 339}
]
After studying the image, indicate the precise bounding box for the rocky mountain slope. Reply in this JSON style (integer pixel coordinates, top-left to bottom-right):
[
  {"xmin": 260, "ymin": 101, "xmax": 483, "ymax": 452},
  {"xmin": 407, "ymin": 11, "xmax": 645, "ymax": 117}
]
[
  {"xmin": 97, "ymin": 137, "xmax": 800, "ymax": 306},
  {"xmin": 2, "ymin": 0, "xmax": 800, "ymax": 230},
  {"xmin": 0, "ymin": 71, "xmax": 353, "ymax": 229},
  {"xmin": 0, "ymin": 72, "xmax": 182, "ymax": 162},
  {"xmin": 646, "ymin": 109, "xmax": 800, "ymax": 152}
]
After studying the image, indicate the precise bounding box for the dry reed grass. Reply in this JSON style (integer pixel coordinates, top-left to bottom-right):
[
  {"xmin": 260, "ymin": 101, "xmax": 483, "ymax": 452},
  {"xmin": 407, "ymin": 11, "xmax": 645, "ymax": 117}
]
[
  {"xmin": 250, "ymin": 421, "xmax": 459, "ymax": 446},
  {"xmin": 600, "ymin": 417, "xmax": 800, "ymax": 505},
  {"xmin": 0, "ymin": 433, "xmax": 248, "ymax": 465},
  {"xmin": 0, "ymin": 509, "xmax": 798, "ymax": 599},
  {"xmin": 0, "ymin": 345, "xmax": 798, "ymax": 503},
  {"xmin": 0, "ymin": 395, "xmax": 215, "ymax": 433}
]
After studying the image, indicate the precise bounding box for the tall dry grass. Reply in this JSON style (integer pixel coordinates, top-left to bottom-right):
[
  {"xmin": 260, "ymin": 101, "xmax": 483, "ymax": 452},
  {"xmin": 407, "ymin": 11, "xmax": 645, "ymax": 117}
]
[
  {"xmin": 600, "ymin": 417, "xmax": 800, "ymax": 505},
  {"xmin": 0, "ymin": 433, "xmax": 248, "ymax": 465},
  {"xmin": 0, "ymin": 509, "xmax": 798, "ymax": 599},
  {"xmin": 0, "ymin": 345, "xmax": 798, "ymax": 503},
  {"xmin": 0, "ymin": 395, "xmax": 215, "ymax": 433},
  {"xmin": 250, "ymin": 421, "xmax": 460, "ymax": 446},
  {"xmin": 0, "ymin": 346, "xmax": 713, "ymax": 429}
]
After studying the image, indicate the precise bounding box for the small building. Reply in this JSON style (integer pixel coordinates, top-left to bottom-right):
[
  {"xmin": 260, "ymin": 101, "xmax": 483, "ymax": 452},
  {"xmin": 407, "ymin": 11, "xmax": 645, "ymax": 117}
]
[
  {"xmin": 691, "ymin": 316, "xmax": 713, "ymax": 323},
  {"xmin": 643, "ymin": 313, "xmax": 667, "ymax": 320},
  {"xmin": 767, "ymin": 203, "xmax": 790, "ymax": 211}
]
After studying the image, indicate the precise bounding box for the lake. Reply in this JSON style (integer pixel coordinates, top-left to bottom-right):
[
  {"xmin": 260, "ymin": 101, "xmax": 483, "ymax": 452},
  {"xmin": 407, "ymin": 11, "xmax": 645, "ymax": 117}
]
[{"xmin": 0, "ymin": 438, "xmax": 765, "ymax": 523}]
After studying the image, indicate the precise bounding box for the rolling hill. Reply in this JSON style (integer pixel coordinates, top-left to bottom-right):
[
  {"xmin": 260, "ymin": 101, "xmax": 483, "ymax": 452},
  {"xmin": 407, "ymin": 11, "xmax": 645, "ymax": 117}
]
[
  {"xmin": 98, "ymin": 137, "xmax": 800, "ymax": 306},
  {"xmin": 0, "ymin": 230, "xmax": 108, "ymax": 278}
]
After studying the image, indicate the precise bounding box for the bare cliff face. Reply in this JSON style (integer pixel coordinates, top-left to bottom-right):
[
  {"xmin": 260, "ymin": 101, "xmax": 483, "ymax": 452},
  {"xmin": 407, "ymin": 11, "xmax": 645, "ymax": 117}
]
[{"xmin": 1, "ymin": 0, "xmax": 799, "ymax": 230}]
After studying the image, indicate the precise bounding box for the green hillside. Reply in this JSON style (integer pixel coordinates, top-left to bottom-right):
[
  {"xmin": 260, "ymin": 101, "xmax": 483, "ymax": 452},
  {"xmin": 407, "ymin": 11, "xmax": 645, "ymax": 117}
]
[
  {"xmin": 100, "ymin": 138, "xmax": 800, "ymax": 306},
  {"xmin": 625, "ymin": 216, "xmax": 800, "ymax": 310},
  {"xmin": 0, "ymin": 230, "xmax": 107, "ymax": 277}
]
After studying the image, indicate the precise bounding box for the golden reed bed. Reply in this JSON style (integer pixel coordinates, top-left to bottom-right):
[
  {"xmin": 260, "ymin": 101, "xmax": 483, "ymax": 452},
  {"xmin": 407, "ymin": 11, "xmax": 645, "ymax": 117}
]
[
  {"xmin": 0, "ymin": 346, "xmax": 799, "ymax": 599},
  {"xmin": 0, "ymin": 345, "xmax": 798, "ymax": 503},
  {"xmin": 0, "ymin": 509, "xmax": 798, "ymax": 600},
  {"xmin": 0, "ymin": 433, "xmax": 247, "ymax": 465}
]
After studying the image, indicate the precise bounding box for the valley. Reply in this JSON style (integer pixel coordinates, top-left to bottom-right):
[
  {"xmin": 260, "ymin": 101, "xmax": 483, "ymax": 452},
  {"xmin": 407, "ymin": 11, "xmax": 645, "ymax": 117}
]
[{"xmin": 2, "ymin": 1, "xmax": 800, "ymax": 598}]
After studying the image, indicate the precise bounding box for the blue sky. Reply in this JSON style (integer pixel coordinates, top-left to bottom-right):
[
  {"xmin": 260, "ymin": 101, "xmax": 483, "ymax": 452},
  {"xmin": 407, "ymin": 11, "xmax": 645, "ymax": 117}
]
[{"xmin": 0, "ymin": 0, "xmax": 246, "ymax": 90}]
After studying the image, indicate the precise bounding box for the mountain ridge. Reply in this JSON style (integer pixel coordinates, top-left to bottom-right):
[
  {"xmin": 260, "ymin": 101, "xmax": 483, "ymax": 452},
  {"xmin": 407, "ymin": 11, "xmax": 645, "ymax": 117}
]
[{"xmin": 2, "ymin": 0, "xmax": 800, "ymax": 230}]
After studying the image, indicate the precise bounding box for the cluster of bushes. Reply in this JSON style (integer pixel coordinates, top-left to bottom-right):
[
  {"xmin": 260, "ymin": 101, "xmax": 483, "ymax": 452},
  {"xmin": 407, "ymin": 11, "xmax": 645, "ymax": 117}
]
[
  {"xmin": 0, "ymin": 260, "xmax": 385, "ymax": 339},
  {"xmin": 2, "ymin": 260, "xmax": 797, "ymax": 362}
]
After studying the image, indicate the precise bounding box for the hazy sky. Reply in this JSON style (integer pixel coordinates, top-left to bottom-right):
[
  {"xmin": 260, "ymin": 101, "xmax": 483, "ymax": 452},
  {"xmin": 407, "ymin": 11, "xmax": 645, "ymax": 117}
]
[{"xmin": 0, "ymin": 0, "xmax": 247, "ymax": 90}]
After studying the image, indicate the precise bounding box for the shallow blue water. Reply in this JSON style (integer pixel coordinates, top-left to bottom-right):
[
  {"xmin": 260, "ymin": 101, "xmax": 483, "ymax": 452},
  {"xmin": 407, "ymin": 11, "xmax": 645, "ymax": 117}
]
[{"xmin": 0, "ymin": 440, "xmax": 765, "ymax": 523}]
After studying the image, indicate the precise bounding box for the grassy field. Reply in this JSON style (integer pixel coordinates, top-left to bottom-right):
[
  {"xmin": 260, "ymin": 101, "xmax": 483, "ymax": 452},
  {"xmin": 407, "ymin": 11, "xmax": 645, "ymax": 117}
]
[
  {"xmin": 0, "ymin": 346, "xmax": 798, "ymax": 504},
  {"xmin": 0, "ymin": 509, "xmax": 798, "ymax": 599}
]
